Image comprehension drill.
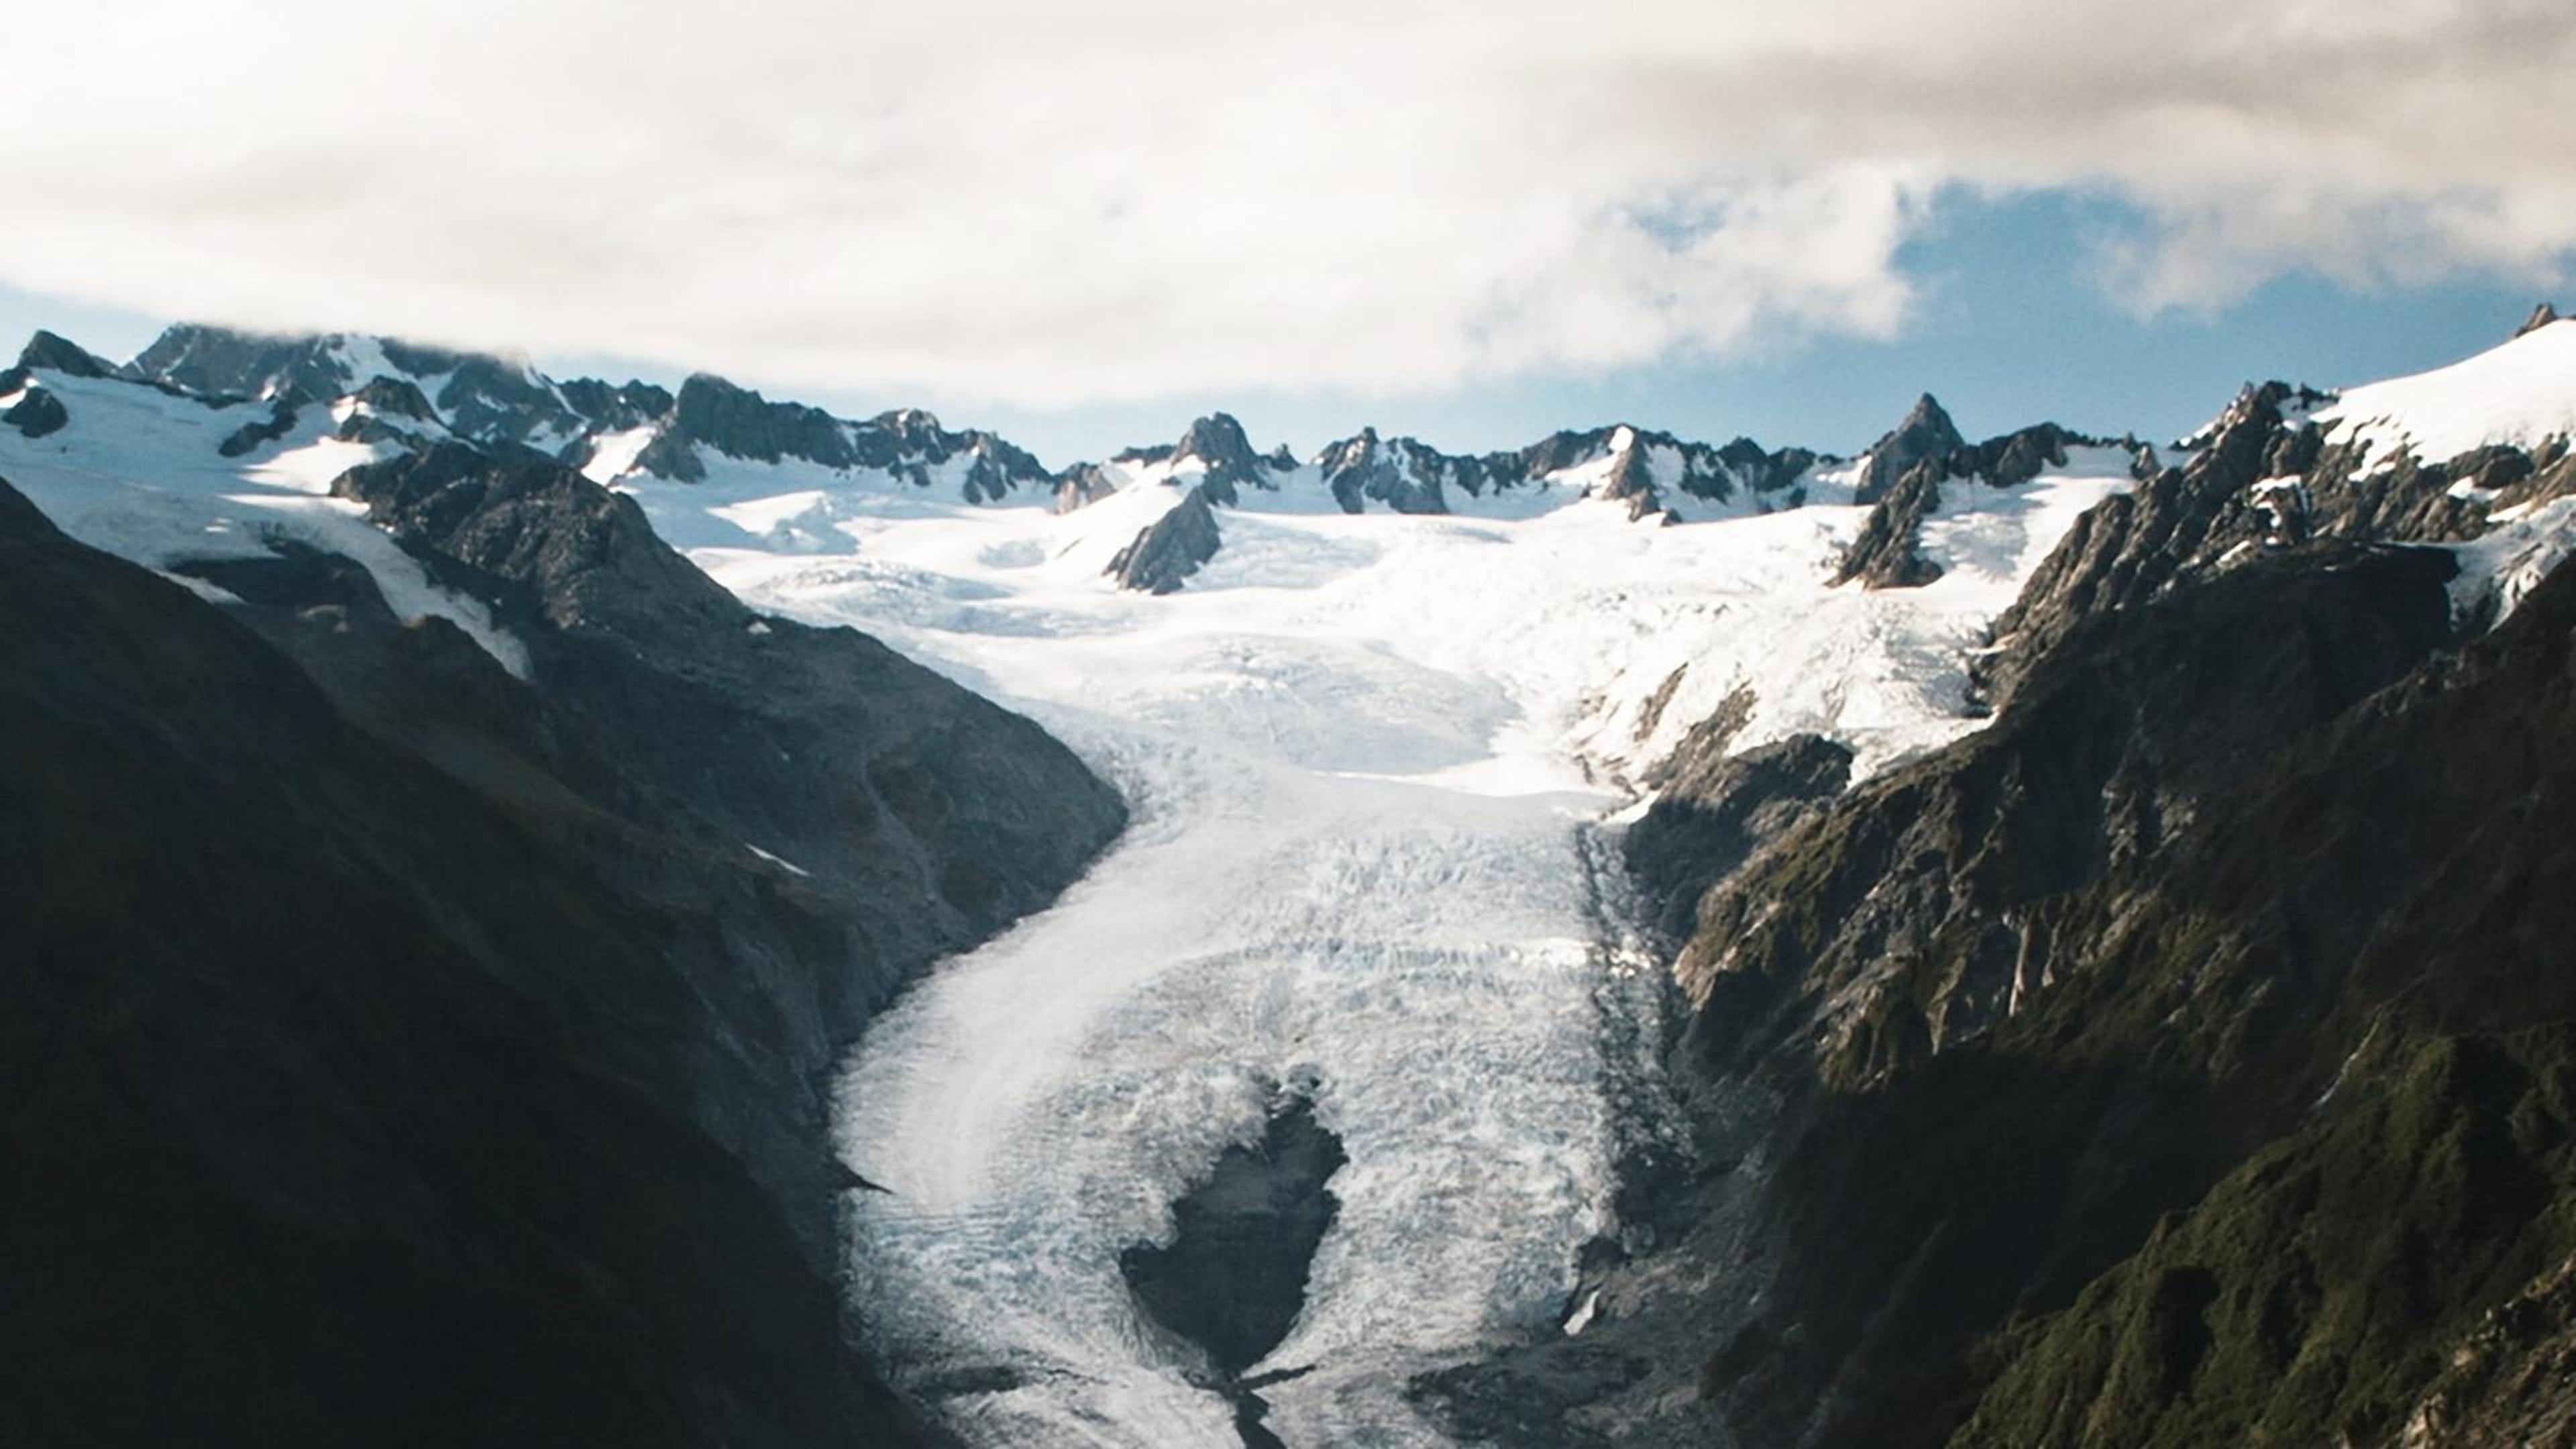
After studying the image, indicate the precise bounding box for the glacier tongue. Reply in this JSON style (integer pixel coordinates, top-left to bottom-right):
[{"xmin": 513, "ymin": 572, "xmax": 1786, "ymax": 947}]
[{"xmin": 675, "ymin": 457, "xmax": 2132, "ymax": 1446}]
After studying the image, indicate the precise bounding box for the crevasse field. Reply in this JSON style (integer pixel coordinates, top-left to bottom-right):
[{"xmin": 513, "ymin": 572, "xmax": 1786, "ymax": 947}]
[{"xmin": 639, "ymin": 447, "xmax": 2136, "ymax": 1446}]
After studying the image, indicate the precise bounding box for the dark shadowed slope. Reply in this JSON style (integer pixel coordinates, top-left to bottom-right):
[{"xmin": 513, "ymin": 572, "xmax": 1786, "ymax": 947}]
[{"xmin": 0, "ymin": 468, "xmax": 1123, "ymax": 1448}]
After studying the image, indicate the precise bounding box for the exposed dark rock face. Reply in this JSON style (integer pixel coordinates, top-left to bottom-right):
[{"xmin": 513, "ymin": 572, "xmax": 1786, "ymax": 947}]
[
  {"xmin": 1853, "ymin": 392, "xmax": 1966, "ymax": 504},
  {"xmin": 633, "ymin": 376, "xmax": 1050, "ymax": 499},
  {"xmin": 1416, "ymin": 538, "xmax": 2491, "ymax": 1448},
  {"xmin": 1679, "ymin": 543, "xmax": 2458, "ymax": 1087},
  {"xmin": 1834, "ymin": 419, "xmax": 2114, "ymax": 590},
  {"xmin": 1107, "ymin": 482, "xmax": 1224, "ymax": 592},
  {"xmin": 125, "ymin": 324, "xmax": 1057, "ymax": 500},
  {"xmin": 1172, "ymin": 411, "xmax": 1277, "ymax": 504},
  {"xmin": 951, "ymin": 433, "xmax": 1050, "ymax": 502},
  {"xmin": 1046, "ymin": 461, "xmax": 1118, "ymax": 513},
  {"xmin": 1564, "ymin": 439, "xmax": 1672, "ymax": 522},
  {"xmin": 1955, "ymin": 419, "xmax": 2081, "ymax": 488},
  {"xmin": 0, "ymin": 431, "xmax": 1126, "ymax": 1448},
  {"xmin": 133, "ymin": 321, "xmax": 360, "ymax": 400},
  {"xmin": 4, "ymin": 384, "xmax": 68, "ymax": 439},
  {"xmin": 135, "ymin": 321, "xmax": 329, "ymax": 396},
  {"xmin": 1833, "ymin": 456, "xmax": 1949, "ymax": 588},
  {"xmin": 558, "ymin": 374, "xmax": 676, "ymax": 431},
  {"xmin": 665, "ymin": 373, "xmax": 863, "ymax": 470},
  {"xmin": 1316, "ymin": 428, "xmax": 1461, "ymax": 514},
  {"xmin": 1311, "ymin": 423, "xmax": 1825, "ymax": 519},
  {"xmin": 1079, "ymin": 413, "xmax": 1294, "ymax": 513},
  {"xmin": 331, "ymin": 440, "xmax": 1125, "ymax": 951},
  {"xmin": 1715, "ymin": 435, "xmax": 1825, "ymax": 499},
  {"xmin": 0, "ymin": 480, "xmax": 928, "ymax": 1448},
  {"xmin": 1935, "ymin": 548, "xmax": 2576, "ymax": 1448},
  {"xmin": 1053, "ymin": 460, "xmax": 1120, "ymax": 512},
  {"xmin": 17, "ymin": 327, "xmax": 115, "ymax": 378},
  {"xmin": 1512, "ymin": 427, "xmax": 1666, "ymax": 517},
  {"xmin": 1176, "ymin": 412, "xmax": 1254, "ymax": 465},
  {"xmin": 1623, "ymin": 733, "xmax": 1851, "ymax": 943},
  {"xmin": 409, "ymin": 350, "xmax": 588, "ymax": 445},
  {"xmin": 119, "ymin": 323, "xmax": 1864, "ymax": 523},
  {"xmin": 1970, "ymin": 382, "xmax": 2312, "ymax": 709},
  {"xmin": 1974, "ymin": 379, "xmax": 2576, "ymax": 713},
  {"xmin": 217, "ymin": 400, "xmax": 300, "ymax": 457},
  {"xmin": 131, "ymin": 325, "xmax": 594, "ymax": 447},
  {"xmin": 1121, "ymin": 1096, "xmax": 1347, "ymax": 1378},
  {"xmin": 347, "ymin": 374, "xmax": 439, "ymax": 423},
  {"xmin": 2516, "ymin": 301, "xmax": 2561, "ymax": 338}
]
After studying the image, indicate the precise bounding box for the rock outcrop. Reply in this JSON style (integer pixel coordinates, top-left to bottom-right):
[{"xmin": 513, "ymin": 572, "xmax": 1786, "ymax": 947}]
[
  {"xmin": 3, "ymin": 384, "xmax": 68, "ymax": 439},
  {"xmin": 17, "ymin": 327, "xmax": 115, "ymax": 379},
  {"xmin": 1623, "ymin": 733, "xmax": 1851, "ymax": 942},
  {"xmin": 1120, "ymin": 1095, "xmax": 1348, "ymax": 1379},
  {"xmin": 1852, "ymin": 392, "xmax": 1966, "ymax": 504},
  {"xmin": 1316, "ymin": 427, "xmax": 1461, "ymax": 514},
  {"xmin": 1107, "ymin": 482, "xmax": 1224, "ymax": 592},
  {"xmin": 1171, "ymin": 412, "xmax": 1277, "ymax": 504},
  {"xmin": 125, "ymin": 323, "xmax": 1057, "ymax": 500},
  {"xmin": 1834, "ymin": 418, "xmax": 2109, "ymax": 590},
  {"xmin": 1973, "ymin": 378, "xmax": 2576, "ymax": 713},
  {"xmin": 1832, "ymin": 456, "xmax": 1949, "ymax": 588}
]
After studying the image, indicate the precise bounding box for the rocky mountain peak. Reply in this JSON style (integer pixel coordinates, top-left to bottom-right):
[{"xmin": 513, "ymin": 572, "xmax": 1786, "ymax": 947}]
[
  {"xmin": 2518, "ymin": 301, "xmax": 2562, "ymax": 339},
  {"xmin": 869, "ymin": 405, "xmax": 947, "ymax": 439},
  {"xmin": 1106, "ymin": 482, "xmax": 1223, "ymax": 592},
  {"xmin": 1169, "ymin": 411, "xmax": 1283, "ymax": 505},
  {"xmin": 17, "ymin": 329, "xmax": 115, "ymax": 379},
  {"xmin": 1311, "ymin": 427, "xmax": 1382, "ymax": 478},
  {"xmin": 1315, "ymin": 428, "xmax": 1459, "ymax": 515},
  {"xmin": 347, "ymin": 375, "xmax": 439, "ymax": 423},
  {"xmin": 663, "ymin": 373, "xmax": 859, "ymax": 474},
  {"xmin": 132, "ymin": 323, "xmax": 365, "ymax": 402},
  {"xmin": 1854, "ymin": 390, "xmax": 1968, "ymax": 502},
  {"xmin": 1901, "ymin": 391, "xmax": 1957, "ymax": 436},
  {"xmin": 127, "ymin": 323, "xmax": 605, "ymax": 451},
  {"xmin": 1175, "ymin": 411, "xmax": 1254, "ymax": 466}
]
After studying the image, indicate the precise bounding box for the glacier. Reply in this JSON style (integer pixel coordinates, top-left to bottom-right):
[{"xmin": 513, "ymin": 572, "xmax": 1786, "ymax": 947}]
[
  {"xmin": 17, "ymin": 315, "xmax": 2576, "ymax": 1446},
  {"xmin": 665, "ymin": 454, "xmax": 2135, "ymax": 1445}
]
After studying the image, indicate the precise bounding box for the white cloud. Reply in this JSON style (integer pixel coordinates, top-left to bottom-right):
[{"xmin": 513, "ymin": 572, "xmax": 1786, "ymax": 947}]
[{"xmin": 1, "ymin": 0, "xmax": 2570, "ymax": 405}]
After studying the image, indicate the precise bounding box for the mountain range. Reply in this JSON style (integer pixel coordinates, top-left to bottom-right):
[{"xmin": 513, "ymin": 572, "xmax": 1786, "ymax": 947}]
[{"xmin": 8, "ymin": 310, "xmax": 2576, "ymax": 1448}]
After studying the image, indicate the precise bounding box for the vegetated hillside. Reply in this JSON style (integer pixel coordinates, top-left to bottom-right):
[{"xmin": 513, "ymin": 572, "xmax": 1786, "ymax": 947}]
[{"xmin": 1947, "ymin": 544, "xmax": 2576, "ymax": 1447}]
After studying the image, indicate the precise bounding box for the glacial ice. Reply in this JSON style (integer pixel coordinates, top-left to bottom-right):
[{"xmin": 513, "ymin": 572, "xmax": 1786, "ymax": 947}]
[{"xmin": 672, "ymin": 455, "xmax": 2134, "ymax": 1445}]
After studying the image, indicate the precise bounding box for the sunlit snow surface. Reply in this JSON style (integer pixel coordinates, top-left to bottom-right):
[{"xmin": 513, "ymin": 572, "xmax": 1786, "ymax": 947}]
[
  {"xmin": 2318, "ymin": 318, "xmax": 2576, "ymax": 471},
  {"xmin": 0, "ymin": 369, "xmax": 530, "ymax": 674},
  {"xmin": 638, "ymin": 451, "xmax": 2135, "ymax": 1446}
]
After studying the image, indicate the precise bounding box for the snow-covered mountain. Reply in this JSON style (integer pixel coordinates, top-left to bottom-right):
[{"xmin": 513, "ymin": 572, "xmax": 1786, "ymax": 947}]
[
  {"xmin": 14, "ymin": 313, "xmax": 2576, "ymax": 783},
  {"xmin": 15, "ymin": 310, "xmax": 2576, "ymax": 1448}
]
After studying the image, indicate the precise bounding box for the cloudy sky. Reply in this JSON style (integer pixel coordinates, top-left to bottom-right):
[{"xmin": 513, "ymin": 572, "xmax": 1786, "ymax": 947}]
[{"xmin": 4, "ymin": 0, "xmax": 2571, "ymax": 462}]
